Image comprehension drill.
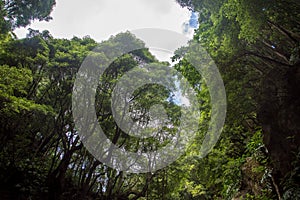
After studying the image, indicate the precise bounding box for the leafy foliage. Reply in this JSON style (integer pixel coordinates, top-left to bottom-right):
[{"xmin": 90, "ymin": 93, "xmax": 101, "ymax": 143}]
[
  {"xmin": 2, "ymin": 0, "xmax": 56, "ymax": 29},
  {"xmin": 0, "ymin": 0, "xmax": 299, "ymax": 199}
]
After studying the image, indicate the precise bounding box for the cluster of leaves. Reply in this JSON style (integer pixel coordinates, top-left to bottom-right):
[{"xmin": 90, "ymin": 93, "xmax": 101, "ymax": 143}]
[
  {"xmin": 0, "ymin": 0, "xmax": 55, "ymax": 31},
  {"xmin": 173, "ymin": 0, "xmax": 300, "ymax": 199},
  {"xmin": 0, "ymin": 26, "xmax": 189, "ymax": 199},
  {"xmin": 1, "ymin": 0, "xmax": 299, "ymax": 199}
]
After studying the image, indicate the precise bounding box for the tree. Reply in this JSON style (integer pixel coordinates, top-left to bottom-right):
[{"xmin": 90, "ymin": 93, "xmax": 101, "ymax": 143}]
[
  {"xmin": 0, "ymin": 30, "xmax": 186, "ymax": 199},
  {"xmin": 0, "ymin": 0, "xmax": 56, "ymax": 33},
  {"xmin": 176, "ymin": 0, "xmax": 300, "ymax": 198}
]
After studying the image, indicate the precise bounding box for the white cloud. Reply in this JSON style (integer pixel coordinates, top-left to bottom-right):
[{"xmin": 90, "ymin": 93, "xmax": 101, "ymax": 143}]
[
  {"xmin": 139, "ymin": 0, "xmax": 173, "ymax": 14},
  {"xmin": 14, "ymin": 0, "xmax": 191, "ymax": 42}
]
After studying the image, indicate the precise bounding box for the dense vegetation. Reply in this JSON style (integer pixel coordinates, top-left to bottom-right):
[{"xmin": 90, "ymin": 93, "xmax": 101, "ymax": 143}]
[{"xmin": 0, "ymin": 0, "xmax": 299, "ymax": 199}]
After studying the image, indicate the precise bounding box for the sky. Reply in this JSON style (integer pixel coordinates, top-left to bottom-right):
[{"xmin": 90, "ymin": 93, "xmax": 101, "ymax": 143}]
[{"xmin": 15, "ymin": 0, "xmax": 195, "ymax": 43}]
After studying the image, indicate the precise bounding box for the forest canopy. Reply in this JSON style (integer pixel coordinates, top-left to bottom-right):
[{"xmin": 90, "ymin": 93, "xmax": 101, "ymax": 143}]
[{"xmin": 0, "ymin": 0, "xmax": 299, "ymax": 199}]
